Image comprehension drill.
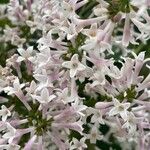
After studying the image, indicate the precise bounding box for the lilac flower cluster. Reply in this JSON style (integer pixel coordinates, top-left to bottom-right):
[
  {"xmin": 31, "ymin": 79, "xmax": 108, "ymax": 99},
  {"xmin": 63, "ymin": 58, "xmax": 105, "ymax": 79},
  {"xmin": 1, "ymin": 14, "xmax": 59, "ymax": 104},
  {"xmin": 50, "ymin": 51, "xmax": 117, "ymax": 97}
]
[{"xmin": 0, "ymin": 0, "xmax": 150, "ymax": 149}]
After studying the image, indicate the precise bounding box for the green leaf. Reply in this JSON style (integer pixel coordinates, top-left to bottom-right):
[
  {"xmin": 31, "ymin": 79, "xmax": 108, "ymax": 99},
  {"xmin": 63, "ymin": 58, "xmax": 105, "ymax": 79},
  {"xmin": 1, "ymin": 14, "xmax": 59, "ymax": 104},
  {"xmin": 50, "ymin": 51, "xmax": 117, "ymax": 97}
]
[{"xmin": 0, "ymin": 0, "xmax": 9, "ymax": 4}]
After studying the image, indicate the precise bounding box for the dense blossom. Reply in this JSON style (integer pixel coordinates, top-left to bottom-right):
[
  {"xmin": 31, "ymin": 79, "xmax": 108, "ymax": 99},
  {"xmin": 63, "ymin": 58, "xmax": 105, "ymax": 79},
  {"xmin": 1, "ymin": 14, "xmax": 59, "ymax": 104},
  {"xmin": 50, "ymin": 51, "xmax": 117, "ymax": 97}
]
[{"xmin": 0, "ymin": 0, "xmax": 150, "ymax": 150}]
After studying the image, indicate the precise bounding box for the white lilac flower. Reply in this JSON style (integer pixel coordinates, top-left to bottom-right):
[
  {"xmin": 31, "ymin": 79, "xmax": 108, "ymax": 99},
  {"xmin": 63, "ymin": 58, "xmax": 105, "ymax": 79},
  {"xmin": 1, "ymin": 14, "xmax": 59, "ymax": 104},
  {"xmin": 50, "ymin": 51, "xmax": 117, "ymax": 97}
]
[
  {"xmin": 0, "ymin": 143, "xmax": 20, "ymax": 150},
  {"xmin": 89, "ymin": 108, "xmax": 105, "ymax": 125},
  {"xmin": 86, "ymin": 125, "xmax": 103, "ymax": 144},
  {"xmin": 80, "ymin": 21, "xmax": 114, "ymax": 54},
  {"xmin": 3, "ymin": 78, "xmax": 31, "ymax": 111},
  {"xmin": 33, "ymin": 73, "xmax": 53, "ymax": 91},
  {"xmin": 33, "ymin": 88, "xmax": 56, "ymax": 104},
  {"xmin": 17, "ymin": 46, "xmax": 34, "ymax": 62},
  {"xmin": 25, "ymin": 80, "xmax": 37, "ymax": 95},
  {"xmin": 70, "ymin": 137, "xmax": 87, "ymax": 150},
  {"xmin": 60, "ymin": 21, "xmax": 79, "ymax": 40},
  {"xmin": 90, "ymin": 69, "xmax": 105, "ymax": 86},
  {"xmin": 56, "ymin": 88, "xmax": 73, "ymax": 104},
  {"xmin": 109, "ymin": 98, "xmax": 130, "ymax": 120},
  {"xmin": 56, "ymin": 78, "xmax": 79, "ymax": 104},
  {"xmin": 71, "ymin": 100, "xmax": 87, "ymax": 117},
  {"xmin": 122, "ymin": 112, "xmax": 137, "ymax": 134},
  {"xmin": 60, "ymin": 1, "xmax": 76, "ymax": 19},
  {"xmin": 0, "ymin": 105, "xmax": 11, "ymax": 121},
  {"xmin": 4, "ymin": 78, "xmax": 25, "ymax": 95},
  {"xmin": 26, "ymin": 15, "xmax": 43, "ymax": 34},
  {"xmin": 62, "ymin": 54, "xmax": 86, "ymax": 78},
  {"xmin": 82, "ymin": 23, "xmax": 98, "ymax": 38},
  {"xmin": 1, "ymin": 123, "xmax": 16, "ymax": 143}
]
